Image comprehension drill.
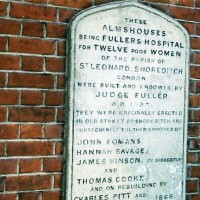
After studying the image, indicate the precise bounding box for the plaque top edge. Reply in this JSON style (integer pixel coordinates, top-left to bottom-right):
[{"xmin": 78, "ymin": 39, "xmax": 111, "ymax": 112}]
[
  {"xmin": 69, "ymin": 0, "xmax": 189, "ymax": 40},
  {"xmin": 69, "ymin": 1, "xmax": 141, "ymax": 25}
]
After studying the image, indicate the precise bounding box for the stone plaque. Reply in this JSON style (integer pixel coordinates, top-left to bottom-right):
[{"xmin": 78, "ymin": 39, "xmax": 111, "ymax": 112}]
[{"xmin": 65, "ymin": 1, "xmax": 189, "ymax": 200}]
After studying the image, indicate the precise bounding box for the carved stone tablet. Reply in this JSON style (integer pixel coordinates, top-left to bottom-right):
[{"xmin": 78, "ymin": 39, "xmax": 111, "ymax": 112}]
[{"xmin": 65, "ymin": 1, "xmax": 189, "ymax": 200}]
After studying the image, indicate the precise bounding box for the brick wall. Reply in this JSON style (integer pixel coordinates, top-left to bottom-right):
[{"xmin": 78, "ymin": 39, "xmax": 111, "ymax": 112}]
[{"xmin": 0, "ymin": 0, "xmax": 199, "ymax": 200}]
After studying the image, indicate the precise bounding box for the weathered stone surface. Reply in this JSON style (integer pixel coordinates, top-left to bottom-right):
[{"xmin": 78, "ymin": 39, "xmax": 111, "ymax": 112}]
[{"xmin": 66, "ymin": 1, "xmax": 189, "ymax": 200}]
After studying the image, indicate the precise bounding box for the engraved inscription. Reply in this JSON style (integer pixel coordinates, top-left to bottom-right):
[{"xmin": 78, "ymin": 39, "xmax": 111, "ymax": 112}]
[{"xmin": 66, "ymin": 2, "xmax": 189, "ymax": 200}]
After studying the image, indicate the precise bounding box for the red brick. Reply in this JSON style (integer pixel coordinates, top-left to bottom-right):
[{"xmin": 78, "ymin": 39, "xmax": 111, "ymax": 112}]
[
  {"xmin": 0, "ymin": 55, "xmax": 19, "ymax": 70},
  {"xmin": 7, "ymin": 142, "xmax": 53, "ymax": 156},
  {"xmin": 20, "ymin": 124, "xmax": 43, "ymax": 139},
  {"xmin": 196, "ymin": 0, "xmax": 200, "ymax": 7},
  {"xmin": 0, "ymin": 143, "xmax": 5, "ymax": 156},
  {"xmin": 23, "ymin": 21, "xmax": 44, "ymax": 37},
  {"xmin": 54, "ymin": 174, "xmax": 61, "ymax": 188},
  {"xmin": 192, "ymin": 195, "xmax": 200, "ymax": 200},
  {"xmin": 59, "ymin": 9, "xmax": 77, "ymax": 22},
  {"xmin": 188, "ymin": 124, "xmax": 200, "ymax": 136},
  {"xmin": 195, "ymin": 81, "xmax": 200, "ymax": 93},
  {"xmin": 96, "ymin": 0, "xmax": 115, "ymax": 5},
  {"xmin": 25, "ymin": 0, "xmax": 47, "ymax": 3},
  {"xmin": 57, "ymin": 41, "xmax": 65, "ymax": 56},
  {"xmin": 193, "ymin": 110, "xmax": 200, "ymax": 121},
  {"xmin": 43, "ymin": 157, "xmax": 62, "ymax": 172},
  {"xmin": 196, "ymin": 24, "xmax": 200, "ymax": 36},
  {"xmin": 0, "ymin": 90, "xmax": 19, "ymax": 105},
  {"xmin": 44, "ymin": 125, "xmax": 63, "ymax": 138},
  {"xmin": 6, "ymin": 175, "xmax": 52, "ymax": 191},
  {"xmin": 55, "ymin": 142, "xmax": 63, "ymax": 155},
  {"xmin": 46, "ymin": 23, "xmax": 65, "ymax": 38},
  {"xmin": 43, "ymin": 191, "xmax": 61, "ymax": 200},
  {"xmin": 169, "ymin": 6, "xmax": 200, "ymax": 21},
  {"xmin": 0, "ymin": 125, "xmax": 18, "ymax": 139},
  {"xmin": 57, "ymin": 75, "xmax": 64, "ymax": 89},
  {"xmin": 18, "ymin": 192, "xmax": 40, "ymax": 200},
  {"xmin": 187, "ymin": 180, "xmax": 198, "ymax": 193},
  {"xmin": 46, "ymin": 57, "xmax": 65, "ymax": 72},
  {"xmin": 0, "ymin": 194, "xmax": 17, "ymax": 200},
  {"xmin": 0, "ymin": 2, "xmax": 7, "ymax": 16},
  {"xmin": 189, "ymin": 95, "xmax": 200, "ymax": 107},
  {"xmin": 9, "ymin": 108, "xmax": 55, "ymax": 122},
  {"xmin": 9, "ymin": 37, "xmax": 55, "ymax": 55},
  {"xmin": 191, "ymin": 38, "xmax": 200, "ymax": 49},
  {"xmin": 191, "ymin": 166, "xmax": 200, "ymax": 177},
  {"xmin": 8, "ymin": 73, "xmax": 54, "ymax": 89},
  {"xmin": 20, "ymin": 159, "xmax": 41, "ymax": 173},
  {"xmin": 0, "ymin": 19, "xmax": 20, "ymax": 35},
  {"xmin": 192, "ymin": 138, "xmax": 200, "ymax": 150},
  {"xmin": 187, "ymin": 152, "xmax": 197, "ymax": 163},
  {"xmin": 179, "ymin": 0, "xmax": 193, "ymax": 6},
  {"xmin": 45, "ymin": 91, "xmax": 64, "ymax": 106},
  {"xmin": 22, "ymin": 56, "xmax": 43, "ymax": 71},
  {"xmin": 189, "ymin": 81, "xmax": 196, "ymax": 92},
  {"xmin": 57, "ymin": 108, "xmax": 64, "ymax": 122},
  {"xmin": 193, "ymin": 52, "xmax": 199, "ymax": 64},
  {"xmin": 0, "ymin": 73, "xmax": 6, "ymax": 88},
  {"xmin": 21, "ymin": 90, "xmax": 43, "ymax": 105},
  {"xmin": 0, "ymin": 107, "xmax": 6, "ymax": 122},
  {"xmin": 194, "ymin": 138, "xmax": 200, "ymax": 150},
  {"xmin": 0, "ymin": 37, "xmax": 7, "ymax": 51},
  {"xmin": 188, "ymin": 110, "xmax": 193, "ymax": 122},
  {"xmin": 10, "ymin": 3, "xmax": 57, "ymax": 21},
  {"xmin": 0, "ymin": 160, "xmax": 17, "ymax": 174},
  {"xmin": 181, "ymin": 22, "xmax": 194, "ymax": 34},
  {"xmin": 190, "ymin": 66, "xmax": 200, "ymax": 79},
  {"xmin": 190, "ymin": 51, "xmax": 195, "ymax": 63},
  {"xmin": 49, "ymin": 0, "xmax": 92, "ymax": 9}
]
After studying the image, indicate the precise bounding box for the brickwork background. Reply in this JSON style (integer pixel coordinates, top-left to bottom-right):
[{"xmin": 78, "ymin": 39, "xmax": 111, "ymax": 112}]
[{"xmin": 0, "ymin": 0, "xmax": 199, "ymax": 200}]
